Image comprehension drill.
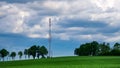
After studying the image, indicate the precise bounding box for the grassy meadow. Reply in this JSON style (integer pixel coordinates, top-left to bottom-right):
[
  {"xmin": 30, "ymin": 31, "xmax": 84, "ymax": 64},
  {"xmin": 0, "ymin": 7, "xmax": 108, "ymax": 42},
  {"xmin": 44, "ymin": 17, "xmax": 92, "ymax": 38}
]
[{"xmin": 0, "ymin": 56, "xmax": 120, "ymax": 68}]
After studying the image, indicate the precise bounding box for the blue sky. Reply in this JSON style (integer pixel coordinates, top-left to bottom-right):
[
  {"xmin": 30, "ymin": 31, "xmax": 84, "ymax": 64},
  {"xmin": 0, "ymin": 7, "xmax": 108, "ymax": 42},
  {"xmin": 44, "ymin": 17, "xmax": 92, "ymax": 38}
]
[{"xmin": 0, "ymin": 0, "xmax": 120, "ymax": 57}]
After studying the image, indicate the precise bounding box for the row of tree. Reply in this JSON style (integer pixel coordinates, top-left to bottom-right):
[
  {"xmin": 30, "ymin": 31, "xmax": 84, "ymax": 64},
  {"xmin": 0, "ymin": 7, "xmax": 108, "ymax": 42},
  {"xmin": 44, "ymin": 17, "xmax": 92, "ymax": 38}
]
[
  {"xmin": 0, "ymin": 45, "xmax": 48, "ymax": 61},
  {"xmin": 74, "ymin": 41, "xmax": 120, "ymax": 56}
]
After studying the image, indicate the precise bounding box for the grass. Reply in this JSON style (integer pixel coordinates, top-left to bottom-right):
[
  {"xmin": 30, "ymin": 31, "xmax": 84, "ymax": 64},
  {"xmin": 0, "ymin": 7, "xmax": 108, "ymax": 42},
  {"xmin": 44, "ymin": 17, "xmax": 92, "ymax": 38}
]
[{"xmin": 0, "ymin": 56, "xmax": 120, "ymax": 68}]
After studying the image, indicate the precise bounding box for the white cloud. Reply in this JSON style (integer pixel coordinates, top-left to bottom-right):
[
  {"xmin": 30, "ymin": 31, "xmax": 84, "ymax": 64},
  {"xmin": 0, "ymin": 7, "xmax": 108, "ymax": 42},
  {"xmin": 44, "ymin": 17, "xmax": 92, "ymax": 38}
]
[
  {"xmin": 54, "ymin": 33, "xmax": 70, "ymax": 40},
  {"xmin": 0, "ymin": 0, "xmax": 120, "ymax": 42},
  {"xmin": 105, "ymin": 36, "xmax": 120, "ymax": 42},
  {"xmin": 92, "ymin": 0, "xmax": 114, "ymax": 11}
]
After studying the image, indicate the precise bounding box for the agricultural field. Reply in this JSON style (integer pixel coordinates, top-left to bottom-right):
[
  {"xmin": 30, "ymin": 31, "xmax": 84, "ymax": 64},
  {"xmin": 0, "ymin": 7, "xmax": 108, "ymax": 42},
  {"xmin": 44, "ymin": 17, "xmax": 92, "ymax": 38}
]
[{"xmin": 0, "ymin": 56, "xmax": 120, "ymax": 68}]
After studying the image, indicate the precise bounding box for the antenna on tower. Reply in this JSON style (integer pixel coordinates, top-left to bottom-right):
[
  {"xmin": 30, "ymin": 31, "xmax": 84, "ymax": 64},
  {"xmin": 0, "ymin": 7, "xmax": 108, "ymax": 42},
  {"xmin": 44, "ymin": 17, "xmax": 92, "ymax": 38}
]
[{"xmin": 48, "ymin": 18, "xmax": 52, "ymax": 58}]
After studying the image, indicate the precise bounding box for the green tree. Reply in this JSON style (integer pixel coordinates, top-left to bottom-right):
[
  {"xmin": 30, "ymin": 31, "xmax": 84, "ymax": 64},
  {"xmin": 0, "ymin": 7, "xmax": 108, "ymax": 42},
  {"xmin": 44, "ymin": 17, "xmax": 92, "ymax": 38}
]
[
  {"xmin": 29, "ymin": 45, "xmax": 37, "ymax": 59},
  {"xmin": 74, "ymin": 43, "xmax": 91, "ymax": 56},
  {"xmin": 24, "ymin": 49, "xmax": 31, "ymax": 59},
  {"xmin": 114, "ymin": 43, "xmax": 120, "ymax": 50},
  {"xmin": 36, "ymin": 46, "xmax": 41, "ymax": 59},
  {"xmin": 0, "ymin": 49, "xmax": 9, "ymax": 61},
  {"xmin": 110, "ymin": 43, "xmax": 120, "ymax": 56},
  {"xmin": 90, "ymin": 41, "xmax": 99, "ymax": 56},
  {"xmin": 28, "ymin": 49, "xmax": 31, "ymax": 59},
  {"xmin": 6, "ymin": 51, "xmax": 9, "ymax": 61},
  {"xmin": 80, "ymin": 43, "xmax": 91, "ymax": 56},
  {"xmin": 99, "ymin": 42, "xmax": 110, "ymax": 55},
  {"xmin": 74, "ymin": 48, "xmax": 80, "ymax": 56},
  {"xmin": 38, "ymin": 46, "xmax": 48, "ymax": 58},
  {"xmin": 10, "ymin": 52, "xmax": 16, "ymax": 60},
  {"xmin": 18, "ymin": 51, "xmax": 23, "ymax": 60},
  {"xmin": 111, "ymin": 49, "xmax": 120, "ymax": 56},
  {"xmin": 24, "ymin": 49, "xmax": 28, "ymax": 59},
  {"xmin": 0, "ymin": 53, "xmax": 1, "ymax": 61},
  {"xmin": 74, "ymin": 41, "xmax": 99, "ymax": 56}
]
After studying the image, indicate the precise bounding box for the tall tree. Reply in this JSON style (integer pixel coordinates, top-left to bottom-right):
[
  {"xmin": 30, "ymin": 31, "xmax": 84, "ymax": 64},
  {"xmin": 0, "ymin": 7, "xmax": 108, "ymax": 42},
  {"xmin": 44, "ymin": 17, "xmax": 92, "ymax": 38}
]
[
  {"xmin": 10, "ymin": 52, "xmax": 16, "ymax": 60},
  {"xmin": 29, "ymin": 45, "xmax": 37, "ymax": 59},
  {"xmin": 114, "ymin": 43, "xmax": 120, "ymax": 50},
  {"xmin": 0, "ymin": 49, "xmax": 9, "ymax": 61},
  {"xmin": 28, "ymin": 49, "xmax": 31, "ymax": 59},
  {"xmin": 18, "ymin": 51, "xmax": 23, "ymax": 60},
  {"xmin": 38, "ymin": 46, "xmax": 48, "ymax": 58},
  {"xmin": 36, "ymin": 46, "xmax": 41, "ymax": 59},
  {"xmin": 110, "ymin": 43, "xmax": 120, "ymax": 56},
  {"xmin": 6, "ymin": 51, "xmax": 9, "ymax": 61},
  {"xmin": 74, "ymin": 43, "xmax": 91, "ymax": 56},
  {"xmin": 74, "ymin": 41, "xmax": 99, "ymax": 56},
  {"xmin": 24, "ymin": 49, "xmax": 28, "ymax": 59},
  {"xmin": 90, "ymin": 41, "xmax": 99, "ymax": 56},
  {"xmin": 74, "ymin": 48, "xmax": 80, "ymax": 56},
  {"xmin": 0, "ymin": 54, "xmax": 1, "ymax": 61},
  {"xmin": 99, "ymin": 42, "xmax": 110, "ymax": 55},
  {"xmin": 24, "ymin": 49, "xmax": 31, "ymax": 59}
]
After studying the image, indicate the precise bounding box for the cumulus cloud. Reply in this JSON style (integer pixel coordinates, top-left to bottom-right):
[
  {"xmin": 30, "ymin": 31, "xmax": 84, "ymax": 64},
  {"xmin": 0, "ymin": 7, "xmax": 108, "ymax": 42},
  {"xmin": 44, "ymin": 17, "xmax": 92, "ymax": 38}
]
[{"xmin": 0, "ymin": 0, "xmax": 120, "ymax": 42}]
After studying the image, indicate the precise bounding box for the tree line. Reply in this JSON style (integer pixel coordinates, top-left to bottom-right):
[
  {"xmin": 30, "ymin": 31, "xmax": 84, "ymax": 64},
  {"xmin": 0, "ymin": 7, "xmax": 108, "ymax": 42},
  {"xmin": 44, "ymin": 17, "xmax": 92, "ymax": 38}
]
[
  {"xmin": 74, "ymin": 41, "xmax": 120, "ymax": 56},
  {"xmin": 0, "ymin": 45, "xmax": 48, "ymax": 61}
]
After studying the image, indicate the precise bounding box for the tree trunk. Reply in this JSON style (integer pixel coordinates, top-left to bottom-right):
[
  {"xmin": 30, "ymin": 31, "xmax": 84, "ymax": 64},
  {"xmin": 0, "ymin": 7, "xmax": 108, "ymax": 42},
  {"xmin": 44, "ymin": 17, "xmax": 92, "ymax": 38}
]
[
  {"xmin": 3, "ymin": 57, "xmax": 4, "ymax": 61},
  {"xmin": 41, "ymin": 54, "xmax": 45, "ymax": 58},
  {"xmin": 12, "ymin": 57, "xmax": 14, "ymax": 60},
  {"xmin": 19, "ymin": 56, "xmax": 22, "ymax": 60},
  {"xmin": 28, "ymin": 55, "xmax": 30, "ymax": 59},
  {"xmin": 33, "ymin": 56, "xmax": 35, "ymax": 59},
  {"xmin": 37, "ymin": 54, "xmax": 39, "ymax": 59},
  {"xmin": 25, "ymin": 55, "xmax": 26, "ymax": 59}
]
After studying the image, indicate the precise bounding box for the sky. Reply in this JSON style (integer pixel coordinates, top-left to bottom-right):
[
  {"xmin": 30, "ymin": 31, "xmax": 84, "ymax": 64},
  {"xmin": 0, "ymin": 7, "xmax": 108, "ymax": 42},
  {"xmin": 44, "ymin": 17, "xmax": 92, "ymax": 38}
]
[{"xmin": 0, "ymin": 0, "xmax": 120, "ymax": 58}]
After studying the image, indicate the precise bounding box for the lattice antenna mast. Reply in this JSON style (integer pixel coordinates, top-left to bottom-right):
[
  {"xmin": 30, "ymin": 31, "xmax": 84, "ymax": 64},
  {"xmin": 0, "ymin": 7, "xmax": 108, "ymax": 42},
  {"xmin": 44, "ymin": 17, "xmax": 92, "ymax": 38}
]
[{"xmin": 48, "ymin": 18, "xmax": 52, "ymax": 58}]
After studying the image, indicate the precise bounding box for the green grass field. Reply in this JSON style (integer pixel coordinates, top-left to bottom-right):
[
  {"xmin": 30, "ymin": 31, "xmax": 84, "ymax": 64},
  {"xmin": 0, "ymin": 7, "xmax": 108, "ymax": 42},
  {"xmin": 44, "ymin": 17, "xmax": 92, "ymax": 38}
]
[{"xmin": 0, "ymin": 56, "xmax": 120, "ymax": 68}]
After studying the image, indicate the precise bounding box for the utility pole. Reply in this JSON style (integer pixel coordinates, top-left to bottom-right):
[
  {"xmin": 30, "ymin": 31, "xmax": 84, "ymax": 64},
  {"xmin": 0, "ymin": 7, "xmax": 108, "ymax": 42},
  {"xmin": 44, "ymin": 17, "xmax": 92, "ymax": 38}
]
[{"xmin": 48, "ymin": 18, "xmax": 52, "ymax": 58}]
